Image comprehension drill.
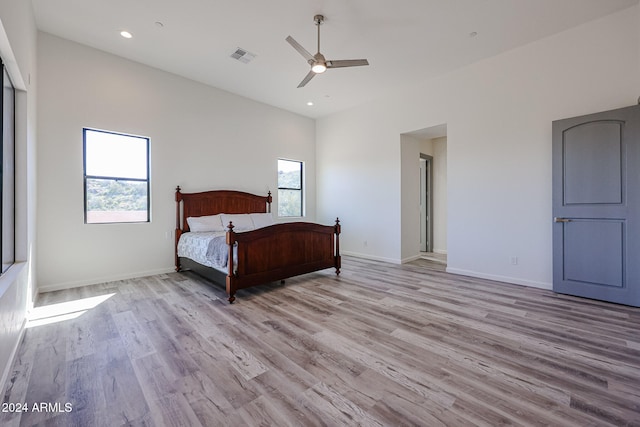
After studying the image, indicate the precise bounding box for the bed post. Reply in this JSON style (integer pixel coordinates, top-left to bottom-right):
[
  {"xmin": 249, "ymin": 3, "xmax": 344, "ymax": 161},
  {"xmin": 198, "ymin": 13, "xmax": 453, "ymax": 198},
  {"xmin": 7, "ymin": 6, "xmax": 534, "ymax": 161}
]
[
  {"xmin": 266, "ymin": 191, "xmax": 272, "ymax": 213},
  {"xmin": 334, "ymin": 217, "xmax": 341, "ymax": 275},
  {"xmin": 175, "ymin": 186, "xmax": 183, "ymax": 272},
  {"xmin": 226, "ymin": 221, "xmax": 237, "ymax": 303}
]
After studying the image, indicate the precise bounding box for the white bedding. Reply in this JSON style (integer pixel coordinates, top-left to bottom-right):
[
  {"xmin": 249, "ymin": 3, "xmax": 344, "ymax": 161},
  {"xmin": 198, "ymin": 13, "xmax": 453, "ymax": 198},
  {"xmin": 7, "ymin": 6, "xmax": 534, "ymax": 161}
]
[{"xmin": 177, "ymin": 231, "xmax": 229, "ymax": 272}]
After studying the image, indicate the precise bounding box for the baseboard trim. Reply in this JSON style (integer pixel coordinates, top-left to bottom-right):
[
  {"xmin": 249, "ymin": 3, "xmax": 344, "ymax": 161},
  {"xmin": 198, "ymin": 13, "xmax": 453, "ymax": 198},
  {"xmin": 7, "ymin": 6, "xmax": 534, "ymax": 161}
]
[
  {"xmin": 38, "ymin": 267, "xmax": 176, "ymax": 293},
  {"xmin": 36, "ymin": 261, "xmax": 552, "ymax": 296},
  {"xmin": 341, "ymin": 251, "xmax": 401, "ymax": 265},
  {"xmin": 401, "ymin": 254, "xmax": 421, "ymax": 264},
  {"xmin": 446, "ymin": 267, "xmax": 552, "ymax": 290}
]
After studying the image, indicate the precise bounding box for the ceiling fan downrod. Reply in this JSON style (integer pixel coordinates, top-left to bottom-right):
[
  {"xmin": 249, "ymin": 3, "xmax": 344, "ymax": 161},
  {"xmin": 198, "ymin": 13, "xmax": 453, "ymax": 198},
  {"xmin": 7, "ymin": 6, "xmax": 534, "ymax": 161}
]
[{"xmin": 314, "ymin": 15, "xmax": 324, "ymax": 54}]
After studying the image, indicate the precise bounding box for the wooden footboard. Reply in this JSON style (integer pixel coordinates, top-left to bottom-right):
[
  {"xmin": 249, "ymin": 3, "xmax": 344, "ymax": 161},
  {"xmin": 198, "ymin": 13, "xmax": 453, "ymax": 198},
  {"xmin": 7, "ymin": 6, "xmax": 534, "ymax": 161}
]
[{"xmin": 225, "ymin": 220, "xmax": 341, "ymax": 303}]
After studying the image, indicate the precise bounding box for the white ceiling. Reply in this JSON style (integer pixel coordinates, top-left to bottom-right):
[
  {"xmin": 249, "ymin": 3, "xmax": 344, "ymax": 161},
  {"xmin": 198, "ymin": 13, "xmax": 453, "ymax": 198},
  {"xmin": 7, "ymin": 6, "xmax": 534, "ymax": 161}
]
[{"xmin": 31, "ymin": 0, "xmax": 639, "ymax": 119}]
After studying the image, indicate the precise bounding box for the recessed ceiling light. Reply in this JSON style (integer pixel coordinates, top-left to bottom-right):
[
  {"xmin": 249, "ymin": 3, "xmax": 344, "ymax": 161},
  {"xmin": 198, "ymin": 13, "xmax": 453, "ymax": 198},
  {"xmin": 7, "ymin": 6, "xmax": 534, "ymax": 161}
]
[
  {"xmin": 120, "ymin": 30, "xmax": 133, "ymax": 39},
  {"xmin": 306, "ymin": 101, "xmax": 314, "ymax": 106}
]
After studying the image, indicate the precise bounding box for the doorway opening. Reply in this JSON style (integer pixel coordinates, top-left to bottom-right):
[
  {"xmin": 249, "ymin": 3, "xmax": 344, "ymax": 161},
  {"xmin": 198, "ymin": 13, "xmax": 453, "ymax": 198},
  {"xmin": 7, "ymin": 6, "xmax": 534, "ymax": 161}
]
[
  {"xmin": 400, "ymin": 124, "xmax": 447, "ymax": 266},
  {"xmin": 419, "ymin": 153, "xmax": 446, "ymax": 267}
]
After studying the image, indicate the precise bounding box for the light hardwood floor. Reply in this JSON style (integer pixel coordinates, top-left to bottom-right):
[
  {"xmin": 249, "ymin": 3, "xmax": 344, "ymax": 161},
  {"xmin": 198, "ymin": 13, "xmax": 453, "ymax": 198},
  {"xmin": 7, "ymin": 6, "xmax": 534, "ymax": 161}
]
[{"xmin": 2, "ymin": 257, "xmax": 639, "ymax": 426}]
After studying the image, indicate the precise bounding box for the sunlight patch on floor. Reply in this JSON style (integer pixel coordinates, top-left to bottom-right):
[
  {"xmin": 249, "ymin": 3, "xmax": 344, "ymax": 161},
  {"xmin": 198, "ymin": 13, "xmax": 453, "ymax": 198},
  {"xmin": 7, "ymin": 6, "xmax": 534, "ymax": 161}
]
[{"xmin": 26, "ymin": 293, "xmax": 115, "ymax": 328}]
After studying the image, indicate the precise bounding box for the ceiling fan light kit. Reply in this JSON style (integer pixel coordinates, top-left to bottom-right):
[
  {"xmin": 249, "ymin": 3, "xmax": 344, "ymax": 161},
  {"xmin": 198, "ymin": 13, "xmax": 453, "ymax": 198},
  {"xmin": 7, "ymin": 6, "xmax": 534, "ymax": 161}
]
[
  {"xmin": 311, "ymin": 62, "xmax": 327, "ymax": 74},
  {"xmin": 286, "ymin": 14, "xmax": 369, "ymax": 88}
]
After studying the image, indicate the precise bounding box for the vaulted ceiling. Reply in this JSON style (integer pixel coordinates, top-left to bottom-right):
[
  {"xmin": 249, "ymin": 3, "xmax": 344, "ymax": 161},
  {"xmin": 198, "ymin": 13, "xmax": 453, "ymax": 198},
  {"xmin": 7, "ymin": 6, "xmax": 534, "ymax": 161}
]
[{"xmin": 32, "ymin": 0, "xmax": 639, "ymax": 118}]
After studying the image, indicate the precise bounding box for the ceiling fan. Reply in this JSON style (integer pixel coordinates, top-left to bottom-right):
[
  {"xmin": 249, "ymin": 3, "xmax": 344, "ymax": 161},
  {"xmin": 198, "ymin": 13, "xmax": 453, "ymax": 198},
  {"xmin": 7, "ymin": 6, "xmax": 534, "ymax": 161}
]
[{"xmin": 286, "ymin": 14, "xmax": 369, "ymax": 88}]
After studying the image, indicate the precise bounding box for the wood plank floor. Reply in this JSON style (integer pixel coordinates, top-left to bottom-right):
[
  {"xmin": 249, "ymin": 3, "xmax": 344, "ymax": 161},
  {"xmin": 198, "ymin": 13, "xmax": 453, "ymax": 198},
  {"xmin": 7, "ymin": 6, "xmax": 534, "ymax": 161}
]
[{"xmin": 2, "ymin": 256, "xmax": 639, "ymax": 426}]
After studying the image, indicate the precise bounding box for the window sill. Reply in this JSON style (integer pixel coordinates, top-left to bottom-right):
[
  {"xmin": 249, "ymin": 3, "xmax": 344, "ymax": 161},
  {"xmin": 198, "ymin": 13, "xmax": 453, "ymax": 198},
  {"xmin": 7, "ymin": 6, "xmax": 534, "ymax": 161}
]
[{"xmin": 0, "ymin": 262, "xmax": 27, "ymax": 299}]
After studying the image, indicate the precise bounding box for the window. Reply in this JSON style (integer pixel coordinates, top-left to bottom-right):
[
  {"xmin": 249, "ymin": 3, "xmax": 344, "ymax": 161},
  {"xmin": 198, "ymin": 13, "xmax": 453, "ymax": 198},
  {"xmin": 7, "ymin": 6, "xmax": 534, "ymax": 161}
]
[
  {"xmin": 83, "ymin": 128, "xmax": 150, "ymax": 224},
  {"xmin": 1, "ymin": 60, "xmax": 15, "ymax": 273},
  {"xmin": 277, "ymin": 159, "xmax": 303, "ymax": 217}
]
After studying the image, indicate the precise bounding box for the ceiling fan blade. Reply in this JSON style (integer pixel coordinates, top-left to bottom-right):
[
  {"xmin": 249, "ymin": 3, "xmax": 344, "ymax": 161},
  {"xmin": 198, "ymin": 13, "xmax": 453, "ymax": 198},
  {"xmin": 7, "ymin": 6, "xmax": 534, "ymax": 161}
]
[
  {"xmin": 297, "ymin": 70, "xmax": 316, "ymax": 88},
  {"xmin": 286, "ymin": 36, "xmax": 315, "ymax": 63},
  {"xmin": 326, "ymin": 59, "xmax": 369, "ymax": 68}
]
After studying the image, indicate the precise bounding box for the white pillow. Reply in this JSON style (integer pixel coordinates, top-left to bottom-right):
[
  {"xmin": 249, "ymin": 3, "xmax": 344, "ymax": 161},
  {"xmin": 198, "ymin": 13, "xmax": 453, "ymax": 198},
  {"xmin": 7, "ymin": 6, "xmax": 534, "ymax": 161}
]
[
  {"xmin": 187, "ymin": 214, "xmax": 225, "ymax": 232},
  {"xmin": 250, "ymin": 213, "xmax": 275, "ymax": 229},
  {"xmin": 220, "ymin": 214, "xmax": 254, "ymax": 231}
]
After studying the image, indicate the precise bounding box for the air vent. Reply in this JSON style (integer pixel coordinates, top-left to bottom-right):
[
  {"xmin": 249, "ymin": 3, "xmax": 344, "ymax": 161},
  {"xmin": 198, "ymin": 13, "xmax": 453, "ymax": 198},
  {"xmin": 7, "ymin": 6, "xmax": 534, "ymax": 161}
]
[{"xmin": 230, "ymin": 48, "xmax": 256, "ymax": 64}]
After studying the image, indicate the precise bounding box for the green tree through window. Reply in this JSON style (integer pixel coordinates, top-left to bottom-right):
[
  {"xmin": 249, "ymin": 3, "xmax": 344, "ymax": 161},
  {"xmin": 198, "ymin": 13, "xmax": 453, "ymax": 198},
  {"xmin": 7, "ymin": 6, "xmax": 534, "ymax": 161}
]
[
  {"xmin": 278, "ymin": 159, "xmax": 303, "ymax": 217},
  {"xmin": 83, "ymin": 129, "xmax": 150, "ymax": 223}
]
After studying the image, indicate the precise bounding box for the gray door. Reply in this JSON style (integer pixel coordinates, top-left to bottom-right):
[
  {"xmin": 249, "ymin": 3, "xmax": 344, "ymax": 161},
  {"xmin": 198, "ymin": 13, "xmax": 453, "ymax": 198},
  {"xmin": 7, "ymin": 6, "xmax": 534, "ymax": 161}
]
[{"xmin": 553, "ymin": 104, "xmax": 640, "ymax": 307}]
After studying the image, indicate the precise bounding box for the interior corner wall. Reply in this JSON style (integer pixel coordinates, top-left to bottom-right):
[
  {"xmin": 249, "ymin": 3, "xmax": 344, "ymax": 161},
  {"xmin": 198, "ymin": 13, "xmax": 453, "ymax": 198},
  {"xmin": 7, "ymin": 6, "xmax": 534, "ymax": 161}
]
[
  {"xmin": 0, "ymin": 1, "xmax": 38, "ymax": 397},
  {"xmin": 432, "ymin": 137, "xmax": 447, "ymax": 254},
  {"xmin": 400, "ymin": 134, "xmax": 422, "ymax": 262},
  {"xmin": 316, "ymin": 5, "xmax": 640, "ymax": 289},
  {"xmin": 36, "ymin": 33, "xmax": 316, "ymax": 291}
]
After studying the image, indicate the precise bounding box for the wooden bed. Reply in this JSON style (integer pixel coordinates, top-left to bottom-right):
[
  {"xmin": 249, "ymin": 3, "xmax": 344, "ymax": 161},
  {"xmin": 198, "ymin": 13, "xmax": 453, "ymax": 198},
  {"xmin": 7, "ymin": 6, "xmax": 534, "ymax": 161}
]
[{"xmin": 175, "ymin": 186, "xmax": 341, "ymax": 303}]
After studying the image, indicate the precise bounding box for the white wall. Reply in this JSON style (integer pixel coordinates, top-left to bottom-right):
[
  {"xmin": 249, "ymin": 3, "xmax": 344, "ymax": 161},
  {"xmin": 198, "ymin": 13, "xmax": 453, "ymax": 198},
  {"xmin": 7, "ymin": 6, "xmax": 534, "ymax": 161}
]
[
  {"xmin": 317, "ymin": 105, "xmax": 403, "ymax": 263},
  {"xmin": 317, "ymin": 5, "xmax": 640, "ymax": 289},
  {"xmin": 0, "ymin": 1, "xmax": 38, "ymax": 396},
  {"xmin": 37, "ymin": 33, "xmax": 316, "ymax": 291}
]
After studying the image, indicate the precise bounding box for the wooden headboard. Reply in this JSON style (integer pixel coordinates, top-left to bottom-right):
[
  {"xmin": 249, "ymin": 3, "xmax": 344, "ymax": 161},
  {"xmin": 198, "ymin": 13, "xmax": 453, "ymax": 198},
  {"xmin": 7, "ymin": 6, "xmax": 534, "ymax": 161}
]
[{"xmin": 175, "ymin": 186, "xmax": 272, "ymax": 232}]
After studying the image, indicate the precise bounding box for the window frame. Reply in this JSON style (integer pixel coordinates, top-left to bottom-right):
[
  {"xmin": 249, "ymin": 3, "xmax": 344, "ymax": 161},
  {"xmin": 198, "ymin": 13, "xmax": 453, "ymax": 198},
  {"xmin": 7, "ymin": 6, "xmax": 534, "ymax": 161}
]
[
  {"xmin": 277, "ymin": 158, "xmax": 304, "ymax": 218},
  {"xmin": 83, "ymin": 128, "xmax": 151, "ymax": 224},
  {"xmin": 1, "ymin": 59, "xmax": 15, "ymax": 274}
]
